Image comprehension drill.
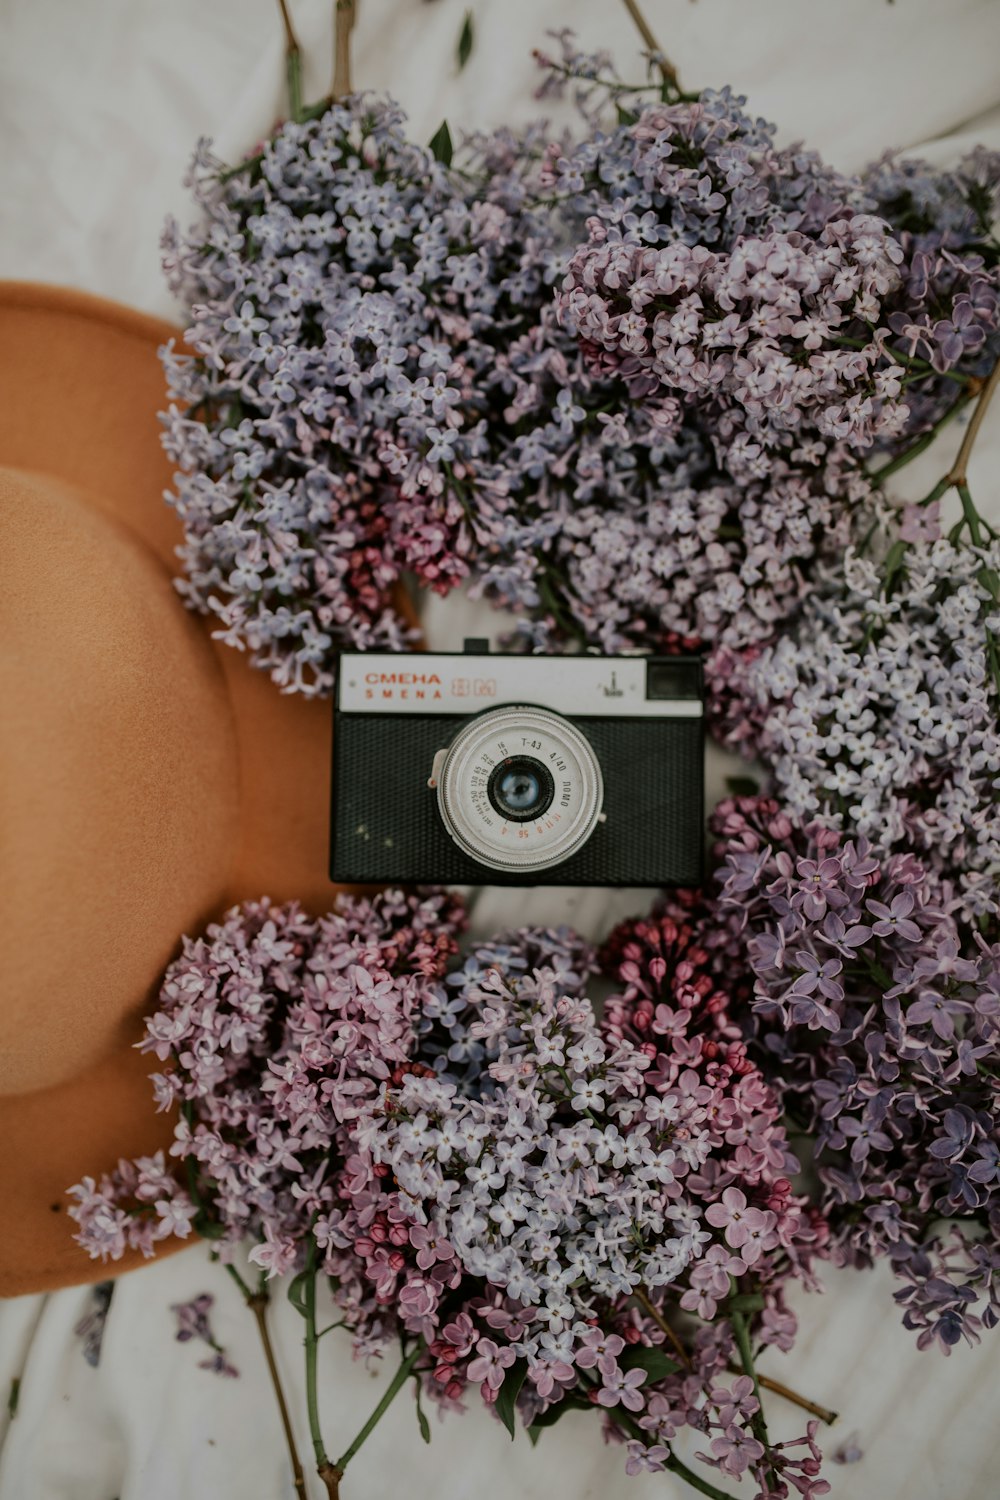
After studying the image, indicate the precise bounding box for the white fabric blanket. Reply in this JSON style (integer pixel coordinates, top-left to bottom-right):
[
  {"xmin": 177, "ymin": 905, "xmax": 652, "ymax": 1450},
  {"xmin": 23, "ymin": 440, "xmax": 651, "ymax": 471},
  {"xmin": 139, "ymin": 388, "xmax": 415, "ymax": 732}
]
[{"xmin": 2, "ymin": 1, "xmax": 1000, "ymax": 1496}]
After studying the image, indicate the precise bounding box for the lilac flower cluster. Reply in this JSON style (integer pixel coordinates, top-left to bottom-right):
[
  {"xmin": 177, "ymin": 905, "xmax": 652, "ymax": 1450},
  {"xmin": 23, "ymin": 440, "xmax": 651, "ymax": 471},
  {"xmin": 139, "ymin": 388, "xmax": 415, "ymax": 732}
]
[
  {"xmin": 711, "ymin": 796, "xmax": 1000, "ymax": 1354},
  {"xmin": 864, "ymin": 147, "xmax": 1000, "ymax": 427},
  {"xmin": 562, "ymin": 211, "xmax": 910, "ymax": 453},
  {"xmin": 557, "ymin": 94, "xmax": 1000, "ymax": 472},
  {"xmin": 70, "ymin": 892, "xmax": 832, "ymax": 1497},
  {"xmin": 161, "ymin": 98, "xmax": 532, "ymax": 692},
  {"xmin": 68, "ymin": 888, "xmax": 465, "ymax": 1295},
  {"xmin": 543, "ymin": 74, "xmax": 1000, "ymax": 683},
  {"xmin": 159, "ymin": 67, "xmax": 1000, "ymax": 689},
  {"xmin": 730, "ymin": 534, "xmax": 1000, "ymax": 924},
  {"xmin": 329, "ymin": 918, "xmax": 829, "ymax": 1496}
]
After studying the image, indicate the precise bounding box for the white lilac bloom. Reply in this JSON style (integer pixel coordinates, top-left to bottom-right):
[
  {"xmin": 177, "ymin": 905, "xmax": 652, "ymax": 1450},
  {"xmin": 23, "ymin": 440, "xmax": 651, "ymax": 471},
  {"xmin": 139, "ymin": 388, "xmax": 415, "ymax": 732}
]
[{"xmin": 741, "ymin": 530, "xmax": 1000, "ymax": 923}]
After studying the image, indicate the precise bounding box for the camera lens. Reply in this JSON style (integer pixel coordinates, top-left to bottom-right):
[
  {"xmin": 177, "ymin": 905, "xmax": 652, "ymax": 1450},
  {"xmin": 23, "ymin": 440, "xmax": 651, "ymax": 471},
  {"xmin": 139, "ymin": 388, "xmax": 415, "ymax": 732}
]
[
  {"xmin": 487, "ymin": 757, "xmax": 554, "ymax": 822},
  {"xmin": 431, "ymin": 705, "xmax": 604, "ymax": 874}
]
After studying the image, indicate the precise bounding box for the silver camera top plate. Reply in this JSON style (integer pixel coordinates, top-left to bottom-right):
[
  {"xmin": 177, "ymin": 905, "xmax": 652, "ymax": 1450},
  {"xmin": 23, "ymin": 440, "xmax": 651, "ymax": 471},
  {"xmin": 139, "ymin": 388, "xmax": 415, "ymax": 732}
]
[{"xmin": 337, "ymin": 653, "xmax": 704, "ymax": 718}]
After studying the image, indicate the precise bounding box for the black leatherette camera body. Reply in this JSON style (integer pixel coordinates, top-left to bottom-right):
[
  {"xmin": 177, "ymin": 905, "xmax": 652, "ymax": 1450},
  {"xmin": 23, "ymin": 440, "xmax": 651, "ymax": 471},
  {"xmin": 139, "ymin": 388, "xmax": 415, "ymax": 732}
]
[{"xmin": 330, "ymin": 650, "xmax": 705, "ymax": 888}]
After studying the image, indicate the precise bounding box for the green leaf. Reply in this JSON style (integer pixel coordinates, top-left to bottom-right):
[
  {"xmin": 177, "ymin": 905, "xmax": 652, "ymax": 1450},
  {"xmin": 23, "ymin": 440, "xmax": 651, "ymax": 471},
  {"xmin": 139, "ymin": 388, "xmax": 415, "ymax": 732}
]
[
  {"xmin": 287, "ymin": 1270, "xmax": 311, "ymax": 1318},
  {"xmin": 194, "ymin": 1215, "xmax": 225, "ymax": 1240},
  {"xmin": 725, "ymin": 775, "xmax": 760, "ymax": 798},
  {"xmin": 977, "ymin": 566, "xmax": 1000, "ymax": 602},
  {"xmin": 429, "ymin": 120, "xmax": 453, "ymax": 167},
  {"xmin": 616, "ymin": 104, "xmax": 639, "ymax": 126},
  {"xmin": 882, "ymin": 539, "xmax": 908, "ymax": 580},
  {"xmin": 456, "ymin": 11, "xmax": 474, "ymax": 71},
  {"xmin": 620, "ymin": 1345, "xmax": 679, "ymax": 1383},
  {"xmin": 725, "ymin": 1292, "xmax": 766, "ymax": 1314},
  {"xmin": 494, "ymin": 1358, "xmax": 528, "ymax": 1439},
  {"xmin": 7, "ymin": 1378, "xmax": 19, "ymax": 1419},
  {"xmin": 413, "ymin": 1379, "xmax": 432, "ymax": 1444}
]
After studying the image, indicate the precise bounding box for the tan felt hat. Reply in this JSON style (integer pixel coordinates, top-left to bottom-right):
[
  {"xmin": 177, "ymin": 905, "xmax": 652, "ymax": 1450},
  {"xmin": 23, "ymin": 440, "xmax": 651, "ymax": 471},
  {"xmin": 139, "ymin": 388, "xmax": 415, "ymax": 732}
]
[{"xmin": 0, "ymin": 282, "xmax": 405, "ymax": 1296}]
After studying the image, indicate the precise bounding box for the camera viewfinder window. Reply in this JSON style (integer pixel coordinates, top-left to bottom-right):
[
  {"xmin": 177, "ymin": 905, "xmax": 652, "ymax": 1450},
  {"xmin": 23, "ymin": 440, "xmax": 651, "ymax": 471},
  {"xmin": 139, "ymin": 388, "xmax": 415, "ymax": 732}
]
[{"xmin": 646, "ymin": 660, "xmax": 702, "ymax": 701}]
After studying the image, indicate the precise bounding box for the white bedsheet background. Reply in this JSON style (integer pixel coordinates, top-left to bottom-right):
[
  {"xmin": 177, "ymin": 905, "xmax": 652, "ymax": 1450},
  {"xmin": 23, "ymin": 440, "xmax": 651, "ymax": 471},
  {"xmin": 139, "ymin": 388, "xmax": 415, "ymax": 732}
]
[{"xmin": 2, "ymin": 2, "xmax": 1000, "ymax": 1497}]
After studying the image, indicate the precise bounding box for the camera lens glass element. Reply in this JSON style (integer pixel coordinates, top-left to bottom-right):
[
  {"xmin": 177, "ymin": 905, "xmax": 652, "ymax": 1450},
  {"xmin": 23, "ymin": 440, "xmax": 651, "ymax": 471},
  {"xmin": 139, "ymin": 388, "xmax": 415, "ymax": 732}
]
[
  {"xmin": 487, "ymin": 756, "xmax": 554, "ymax": 823},
  {"xmin": 432, "ymin": 705, "xmax": 604, "ymax": 874}
]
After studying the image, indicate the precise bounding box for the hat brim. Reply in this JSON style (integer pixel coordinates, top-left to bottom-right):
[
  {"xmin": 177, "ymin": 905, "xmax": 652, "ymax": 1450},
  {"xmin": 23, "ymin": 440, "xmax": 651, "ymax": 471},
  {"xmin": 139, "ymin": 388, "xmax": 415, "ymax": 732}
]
[{"xmin": 0, "ymin": 283, "xmax": 414, "ymax": 1295}]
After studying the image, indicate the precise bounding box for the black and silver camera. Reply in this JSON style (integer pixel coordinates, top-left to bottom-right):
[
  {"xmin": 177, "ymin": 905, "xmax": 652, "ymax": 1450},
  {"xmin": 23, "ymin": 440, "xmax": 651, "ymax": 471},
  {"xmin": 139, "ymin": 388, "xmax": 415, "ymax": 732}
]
[{"xmin": 330, "ymin": 644, "xmax": 704, "ymax": 887}]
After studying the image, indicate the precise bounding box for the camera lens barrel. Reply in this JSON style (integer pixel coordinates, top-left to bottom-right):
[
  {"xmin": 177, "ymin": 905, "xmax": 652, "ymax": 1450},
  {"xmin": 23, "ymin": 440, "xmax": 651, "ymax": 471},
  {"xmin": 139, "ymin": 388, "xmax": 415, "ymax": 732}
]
[{"xmin": 433, "ymin": 706, "xmax": 604, "ymax": 872}]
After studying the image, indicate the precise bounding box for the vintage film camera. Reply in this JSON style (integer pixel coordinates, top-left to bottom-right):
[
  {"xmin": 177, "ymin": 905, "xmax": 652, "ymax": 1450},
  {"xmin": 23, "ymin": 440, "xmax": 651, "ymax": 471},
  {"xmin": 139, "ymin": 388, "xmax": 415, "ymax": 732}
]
[{"xmin": 330, "ymin": 643, "xmax": 704, "ymax": 887}]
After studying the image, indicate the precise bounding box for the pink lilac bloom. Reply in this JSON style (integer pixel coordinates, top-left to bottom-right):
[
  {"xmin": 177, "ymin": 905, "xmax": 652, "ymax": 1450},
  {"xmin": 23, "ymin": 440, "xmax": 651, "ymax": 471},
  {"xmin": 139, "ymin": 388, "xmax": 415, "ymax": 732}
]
[
  {"xmin": 343, "ymin": 913, "xmax": 833, "ymax": 1495},
  {"xmin": 69, "ymin": 886, "xmax": 466, "ymax": 1356},
  {"xmin": 70, "ymin": 891, "xmax": 834, "ymax": 1495}
]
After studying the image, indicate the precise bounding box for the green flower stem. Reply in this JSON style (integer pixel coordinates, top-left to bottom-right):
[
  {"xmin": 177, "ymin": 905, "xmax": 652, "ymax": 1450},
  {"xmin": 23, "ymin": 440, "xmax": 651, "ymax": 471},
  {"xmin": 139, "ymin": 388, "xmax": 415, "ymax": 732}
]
[
  {"xmin": 287, "ymin": 48, "xmax": 304, "ymax": 124},
  {"xmin": 221, "ymin": 1261, "xmax": 307, "ymax": 1499},
  {"xmin": 223, "ymin": 1260, "xmax": 255, "ymax": 1302},
  {"xmin": 301, "ymin": 1237, "xmax": 339, "ymax": 1497},
  {"xmin": 729, "ymin": 1308, "xmax": 778, "ymax": 1487},
  {"xmin": 332, "ymin": 1340, "xmax": 426, "ymax": 1475},
  {"xmin": 662, "ymin": 1450, "xmax": 739, "ymax": 1500},
  {"xmin": 619, "ymin": 0, "xmax": 684, "ymax": 96},
  {"xmin": 276, "ymin": 0, "xmax": 305, "ymax": 122},
  {"xmin": 958, "ymin": 480, "xmax": 987, "ymax": 549}
]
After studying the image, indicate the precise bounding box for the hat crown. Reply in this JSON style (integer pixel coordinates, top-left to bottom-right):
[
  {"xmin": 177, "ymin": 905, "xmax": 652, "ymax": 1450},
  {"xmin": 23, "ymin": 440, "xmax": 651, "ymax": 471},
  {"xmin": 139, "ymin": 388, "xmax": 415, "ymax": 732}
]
[{"xmin": 0, "ymin": 467, "xmax": 240, "ymax": 1095}]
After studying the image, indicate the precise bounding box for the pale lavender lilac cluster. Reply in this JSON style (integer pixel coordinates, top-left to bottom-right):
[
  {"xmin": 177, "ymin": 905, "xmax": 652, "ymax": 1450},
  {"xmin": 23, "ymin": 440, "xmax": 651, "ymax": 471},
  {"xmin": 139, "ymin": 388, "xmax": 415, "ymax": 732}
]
[
  {"xmin": 160, "ymin": 100, "xmax": 544, "ymax": 693},
  {"xmin": 727, "ymin": 534, "xmax": 1000, "ymax": 924},
  {"xmin": 710, "ymin": 796, "xmax": 1000, "ymax": 1354}
]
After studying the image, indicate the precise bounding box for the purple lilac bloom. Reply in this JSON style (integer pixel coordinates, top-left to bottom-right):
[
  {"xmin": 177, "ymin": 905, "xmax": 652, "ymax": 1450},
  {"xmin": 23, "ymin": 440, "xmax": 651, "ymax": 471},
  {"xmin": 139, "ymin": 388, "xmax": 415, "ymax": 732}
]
[
  {"xmin": 73, "ymin": 1281, "xmax": 114, "ymax": 1368},
  {"xmin": 710, "ymin": 795, "xmax": 1000, "ymax": 1354},
  {"xmin": 170, "ymin": 1293, "xmax": 240, "ymax": 1378}
]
